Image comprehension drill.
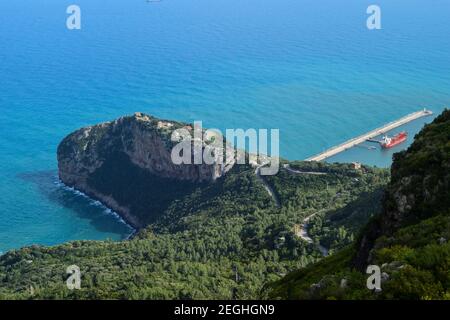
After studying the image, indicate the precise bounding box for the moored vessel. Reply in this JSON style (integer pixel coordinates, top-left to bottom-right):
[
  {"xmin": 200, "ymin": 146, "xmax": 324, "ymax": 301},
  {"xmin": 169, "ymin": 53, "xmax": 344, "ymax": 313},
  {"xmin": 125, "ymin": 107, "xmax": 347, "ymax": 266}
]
[{"xmin": 380, "ymin": 131, "xmax": 408, "ymax": 149}]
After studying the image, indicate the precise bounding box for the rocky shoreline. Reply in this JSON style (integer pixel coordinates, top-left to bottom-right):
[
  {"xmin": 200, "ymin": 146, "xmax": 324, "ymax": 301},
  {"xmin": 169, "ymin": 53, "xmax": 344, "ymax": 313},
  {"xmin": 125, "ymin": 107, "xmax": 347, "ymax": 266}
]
[{"xmin": 56, "ymin": 178, "xmax": 137, "ymax": 236}]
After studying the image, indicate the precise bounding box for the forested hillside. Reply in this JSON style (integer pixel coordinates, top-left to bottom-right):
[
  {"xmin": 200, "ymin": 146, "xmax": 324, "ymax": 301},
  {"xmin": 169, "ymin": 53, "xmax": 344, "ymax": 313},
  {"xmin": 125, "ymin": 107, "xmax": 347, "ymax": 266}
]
[
  {"xmin": 3, "ymin": 109, "xmax": 447, "ymax": 300},
  {"xmin": 267, "ymin": 109, "xmax": 450, "ymax": 300},
  {"xmin": 0, "ymin": 160, "xmax": 388, "ymax": 299}
]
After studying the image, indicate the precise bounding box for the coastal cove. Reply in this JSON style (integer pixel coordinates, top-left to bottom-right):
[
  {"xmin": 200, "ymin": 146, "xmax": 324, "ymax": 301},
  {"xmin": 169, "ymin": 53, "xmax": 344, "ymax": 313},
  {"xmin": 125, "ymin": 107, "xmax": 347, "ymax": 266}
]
[
  {"xmin": 55, "ymin": 179, "xmax": 137, "ymax": 238},
  {"xmin": 1, "ymin": 0, "xmax": 449, "ymax": 253}
]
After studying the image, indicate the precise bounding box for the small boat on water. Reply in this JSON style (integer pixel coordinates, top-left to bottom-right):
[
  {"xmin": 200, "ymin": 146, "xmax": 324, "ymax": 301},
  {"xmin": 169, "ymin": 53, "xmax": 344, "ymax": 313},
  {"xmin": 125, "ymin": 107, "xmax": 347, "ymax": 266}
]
[{"xmin": 380, "ymin": 131, "xmax": 408, "ymax": 149}]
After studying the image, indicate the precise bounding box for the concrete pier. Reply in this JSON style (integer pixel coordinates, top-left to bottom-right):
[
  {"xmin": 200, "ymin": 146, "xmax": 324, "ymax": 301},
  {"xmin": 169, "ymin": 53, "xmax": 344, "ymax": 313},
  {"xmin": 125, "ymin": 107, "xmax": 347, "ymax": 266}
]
[{"xmin": 306, "ymin": 109, "xmax": 433, "ymax": 162}]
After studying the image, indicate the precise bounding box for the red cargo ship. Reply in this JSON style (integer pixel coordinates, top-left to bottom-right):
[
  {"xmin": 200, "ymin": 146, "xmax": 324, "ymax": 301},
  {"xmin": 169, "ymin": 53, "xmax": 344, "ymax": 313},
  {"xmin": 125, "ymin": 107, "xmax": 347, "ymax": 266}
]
[{"xmin": 380, "ymin": 131, "xmax": 407, "ymax": 149}]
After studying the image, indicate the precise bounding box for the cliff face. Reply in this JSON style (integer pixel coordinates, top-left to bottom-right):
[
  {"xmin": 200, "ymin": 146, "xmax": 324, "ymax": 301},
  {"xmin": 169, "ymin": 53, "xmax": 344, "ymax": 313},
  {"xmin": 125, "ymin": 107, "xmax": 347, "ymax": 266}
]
[{"xmin": 57, "ymin": 112, "xmax": 235, "ymax": 228}]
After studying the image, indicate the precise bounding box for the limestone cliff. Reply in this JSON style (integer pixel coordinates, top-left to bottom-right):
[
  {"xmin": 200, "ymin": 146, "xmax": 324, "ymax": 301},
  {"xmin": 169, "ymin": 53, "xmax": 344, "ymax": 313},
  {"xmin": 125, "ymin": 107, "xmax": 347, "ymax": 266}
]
[{"xmin": 57, "ymin": 112, "xmax": 235, "ymax": 228}]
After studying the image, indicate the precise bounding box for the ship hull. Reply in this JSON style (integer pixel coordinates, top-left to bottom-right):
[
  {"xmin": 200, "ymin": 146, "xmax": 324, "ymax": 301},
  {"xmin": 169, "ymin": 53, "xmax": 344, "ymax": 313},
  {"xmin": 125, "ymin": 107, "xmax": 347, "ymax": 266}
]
[
  {"xmin": 380, "ymin": 132, "xmax": 407, "ymax": 149},
  {"xmin": 381, "ymin": 137, "xmax": 407, "ymax": 148}
]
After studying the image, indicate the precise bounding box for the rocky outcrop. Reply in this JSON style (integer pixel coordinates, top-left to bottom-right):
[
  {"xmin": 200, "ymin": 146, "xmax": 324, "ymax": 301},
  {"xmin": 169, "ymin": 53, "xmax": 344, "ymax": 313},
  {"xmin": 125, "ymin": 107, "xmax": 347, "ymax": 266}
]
[{"xmin": 57, "ymin": 112, "xmax": 235, "ymax": 228}]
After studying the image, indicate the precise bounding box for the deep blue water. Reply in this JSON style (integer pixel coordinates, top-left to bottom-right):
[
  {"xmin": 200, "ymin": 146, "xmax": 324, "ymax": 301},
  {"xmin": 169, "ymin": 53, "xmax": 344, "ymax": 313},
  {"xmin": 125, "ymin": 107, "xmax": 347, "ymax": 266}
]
[{"xmin": 0, "ymin": 0, "xmax": 449, "ymax": 253}]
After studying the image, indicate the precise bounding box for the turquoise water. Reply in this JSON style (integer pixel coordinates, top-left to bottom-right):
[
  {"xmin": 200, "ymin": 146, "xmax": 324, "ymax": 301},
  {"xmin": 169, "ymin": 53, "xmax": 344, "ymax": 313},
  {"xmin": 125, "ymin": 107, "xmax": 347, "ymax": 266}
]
[
  {"xmin": 327, "ymin": 116, "xmax": 437, "ymax": 167},
  {"xmin": 0, "ymin": 0, "xmax": 449, "ymax": 253}
]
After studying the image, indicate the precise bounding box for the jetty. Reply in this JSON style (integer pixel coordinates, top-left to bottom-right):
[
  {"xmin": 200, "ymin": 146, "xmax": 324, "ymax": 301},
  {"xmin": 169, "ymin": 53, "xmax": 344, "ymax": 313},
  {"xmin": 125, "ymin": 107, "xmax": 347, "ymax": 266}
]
[{"xmin": 306, "ymin": 109, "xmax": 433, "ymax": 162}]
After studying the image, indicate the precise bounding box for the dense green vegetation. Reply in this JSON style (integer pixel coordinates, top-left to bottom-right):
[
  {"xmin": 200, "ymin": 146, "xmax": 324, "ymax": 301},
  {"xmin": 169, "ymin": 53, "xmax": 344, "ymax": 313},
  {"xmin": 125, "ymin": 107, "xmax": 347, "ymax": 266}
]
[
  {"xmin": 267, "ymin": 109, "xmax": 450, "ymax": 300},
  {"xmin": 2, "ymin": 110, "xmax": 447, "ymax": 300},
  {"xmin": 0, "ymin": 160, "xmax": 388, "ymax": 299},
  {"xmin": 267, "ymin": 213, "xmax": 450, "ymax": 300},
  {"xmin": 266, "ymin": 161, "xmax": 388, "ymax": 254}
]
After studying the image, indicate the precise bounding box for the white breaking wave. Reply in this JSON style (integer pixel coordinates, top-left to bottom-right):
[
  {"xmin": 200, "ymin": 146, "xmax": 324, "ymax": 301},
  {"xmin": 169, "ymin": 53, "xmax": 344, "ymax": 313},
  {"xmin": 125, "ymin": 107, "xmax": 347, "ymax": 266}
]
[{"xmin": 53, "ymin": 176, "xmax": 136, "ymax": 238}]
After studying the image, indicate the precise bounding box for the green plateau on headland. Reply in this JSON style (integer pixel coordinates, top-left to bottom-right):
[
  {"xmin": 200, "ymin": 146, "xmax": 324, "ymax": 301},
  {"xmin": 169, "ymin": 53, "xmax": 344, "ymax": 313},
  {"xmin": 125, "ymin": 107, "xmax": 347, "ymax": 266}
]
[{"xmin": 0, "ymin": 110, "xmax": 448, "ymax": 300}]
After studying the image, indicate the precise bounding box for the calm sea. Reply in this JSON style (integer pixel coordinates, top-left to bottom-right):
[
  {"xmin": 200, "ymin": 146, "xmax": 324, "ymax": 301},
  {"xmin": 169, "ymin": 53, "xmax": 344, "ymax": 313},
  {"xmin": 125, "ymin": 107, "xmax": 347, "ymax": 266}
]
[{"xmin": 0, "ymin": 0, "xmax": 449, "ymax": 252}]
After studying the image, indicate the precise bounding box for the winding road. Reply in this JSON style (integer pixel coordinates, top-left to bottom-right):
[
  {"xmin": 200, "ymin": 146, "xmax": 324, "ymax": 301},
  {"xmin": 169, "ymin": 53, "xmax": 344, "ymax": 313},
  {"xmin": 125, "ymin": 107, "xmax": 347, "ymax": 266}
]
[
  {"xmin": 255, "ymin": 162, "xmax": 329, "ymax": 256},
  {"xmin": 255, "ymin": 164, "xmax": 281, "ymax": 208},
  {"xmin": 295, "ymin": 212, "xmax": 329, "ymax": 257},
  {"xmin": 283, "ymin": 164, "xmax": 327, "ymax": 175}
]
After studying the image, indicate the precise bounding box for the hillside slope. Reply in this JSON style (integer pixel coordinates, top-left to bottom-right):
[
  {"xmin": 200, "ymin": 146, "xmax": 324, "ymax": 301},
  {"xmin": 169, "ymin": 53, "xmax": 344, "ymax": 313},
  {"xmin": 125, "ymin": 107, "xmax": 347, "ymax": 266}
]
[
  {"xmin": 267, "ymin": 109, "xmax": 450, "ymax": 300},
  {"xmin": 0, "ymin": 114, "xmax": 389, "ymax": 299}
]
